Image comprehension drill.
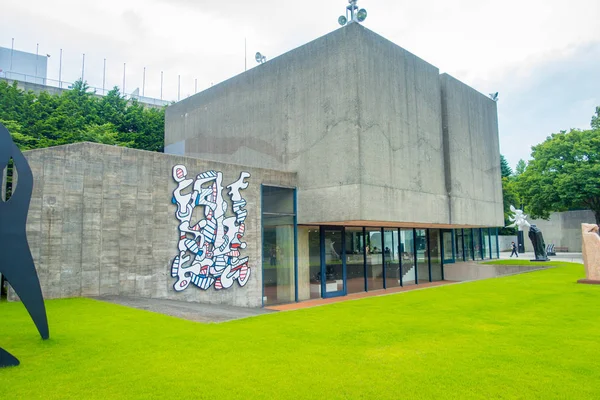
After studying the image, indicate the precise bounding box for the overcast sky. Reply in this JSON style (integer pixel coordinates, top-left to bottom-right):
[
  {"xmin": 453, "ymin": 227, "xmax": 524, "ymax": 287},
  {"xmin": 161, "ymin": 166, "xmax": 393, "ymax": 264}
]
[{"xmin": 1, "ymin": 0, "xmax": 599, "ymax": 169}]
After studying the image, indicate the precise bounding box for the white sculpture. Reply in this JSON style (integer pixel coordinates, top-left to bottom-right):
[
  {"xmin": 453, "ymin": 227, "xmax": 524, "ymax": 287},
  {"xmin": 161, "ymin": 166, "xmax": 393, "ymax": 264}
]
[
  {"xmin": 507, "ymin": 205, "xmax": 549, "ymax": 261},
  {"xmin": 507, "ymin": 205, "xmax": 531, "ymax": 230}
]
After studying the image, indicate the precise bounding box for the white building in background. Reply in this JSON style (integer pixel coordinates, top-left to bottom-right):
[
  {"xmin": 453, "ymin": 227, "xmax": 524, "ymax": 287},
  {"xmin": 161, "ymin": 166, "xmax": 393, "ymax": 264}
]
[{"xmin": 0, "ymin": 46, "xmax": 48, "ymax": 85}]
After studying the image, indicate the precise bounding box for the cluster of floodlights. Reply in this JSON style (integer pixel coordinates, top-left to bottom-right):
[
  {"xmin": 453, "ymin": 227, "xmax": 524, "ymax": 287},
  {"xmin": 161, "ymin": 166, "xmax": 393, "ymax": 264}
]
[
  {"xmin": 338, "ymin": 0, "xmax": 367, "ymax": 26},
  {"xmin": 254, "ymin": 1, "xmax": 367, "ymax": 66},
  {"xmin": 255, "ymin": 52, "xmax": 267, "ymax": 64}
]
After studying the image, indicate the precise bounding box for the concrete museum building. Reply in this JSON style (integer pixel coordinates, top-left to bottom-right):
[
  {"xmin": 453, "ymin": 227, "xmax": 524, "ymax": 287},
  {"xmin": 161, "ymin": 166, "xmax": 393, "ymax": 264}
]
[
  {"xmin": 164, "ymin": 23, "xmax": 503, "ymax": 306},
  {"xmin": 9, "ymin": 23, "xmax": 503, "ymax": 307}
]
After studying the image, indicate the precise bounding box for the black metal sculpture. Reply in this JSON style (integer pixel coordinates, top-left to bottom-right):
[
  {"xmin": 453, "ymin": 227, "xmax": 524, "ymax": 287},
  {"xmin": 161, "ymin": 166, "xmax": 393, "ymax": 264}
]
[
  {"xmin": 528, "ymin": 224, "xmax": 548, "ymax": 262},
  {"xmin": 0, "ymin": 122, "xmax": 49, "ymax": 368}
]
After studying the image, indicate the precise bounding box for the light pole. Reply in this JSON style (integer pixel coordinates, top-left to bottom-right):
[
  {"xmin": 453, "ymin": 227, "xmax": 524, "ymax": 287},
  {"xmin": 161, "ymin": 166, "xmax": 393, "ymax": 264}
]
[{"xmin": 59, "ymin": 49, "xmax": 63, "ymax": 88}]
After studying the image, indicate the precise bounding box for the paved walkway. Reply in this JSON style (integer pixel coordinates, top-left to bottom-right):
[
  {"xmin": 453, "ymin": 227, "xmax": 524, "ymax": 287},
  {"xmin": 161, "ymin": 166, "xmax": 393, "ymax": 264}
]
[
  {"xmin": 499, "ymin": 251, "xmax": 583, "ymax": 264},
  {"xmin": 93, "ymin": 254, "xmax": 584, "ymax": 319},
  {"xmin": 93, "ymin": 296, "xmax": 273, "ymax": 323},
  {"xmin": 266, "ymin": 281, "xmax": 455, "ymax": 311}
]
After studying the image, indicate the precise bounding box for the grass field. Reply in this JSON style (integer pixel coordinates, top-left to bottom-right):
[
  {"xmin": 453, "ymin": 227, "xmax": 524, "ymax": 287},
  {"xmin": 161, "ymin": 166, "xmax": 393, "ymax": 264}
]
[{"xmin": 2, "ymin": 261, "xmax": 599, "ymax": 399}]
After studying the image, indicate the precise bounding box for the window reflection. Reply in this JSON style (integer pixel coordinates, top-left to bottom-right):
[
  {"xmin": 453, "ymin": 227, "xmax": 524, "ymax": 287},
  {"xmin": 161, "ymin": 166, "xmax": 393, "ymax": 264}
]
[
  {"xmin": 482, "ymin": 229, "xmax": 489, "ymax": 259},
  {"xmin": 464, "ymin": 229, "xmax": 474, "ymax": 260},
  {"xmin": 262, "ymin": 215, "xmax": 295, "ymax": 305},
  {"xmin": 262, "ymin": 186, "xmax": 296, "ymax": 306},
  {"xmin": 297, "ymin": 226, "xmax": 320, "ymax": 301},
  {"xmin": 345, "ymin": 228, "xmax": 366, "ymax": 294},
  {"xmin": 400, "ymin": 229, "xmax": 416, "ymax": 285},
  {"xmin": 455, "ymin": 229, "xmax": 464, "ymax": 261},
  {"xmin": 384, "ymin": 229, "xmax": 400, "ymax": 288},
  {"xmin": 490, "ymin": 228, "xmax": 498, "ymax": 259},
  {"xmin": 365, "ymin": 228, "xmax": 384, "ymax": 290},
  {"xmin": 416, "ymin": 229, "xmax": 429, "ymax": 283},
  {"xmin": 429, "ymin": 229, "xmax": 443, "ymax": 281}
]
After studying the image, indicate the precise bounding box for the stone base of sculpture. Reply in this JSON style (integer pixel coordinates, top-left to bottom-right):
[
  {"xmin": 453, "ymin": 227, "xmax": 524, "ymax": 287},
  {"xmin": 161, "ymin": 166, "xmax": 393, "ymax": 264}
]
[
  {"xmin": 580, "ymin": 223, "xmax": 600, "ymax": 284},
  {"xmin": 577, "ymin": 279, "xmax": 600, "ymax": 285}
]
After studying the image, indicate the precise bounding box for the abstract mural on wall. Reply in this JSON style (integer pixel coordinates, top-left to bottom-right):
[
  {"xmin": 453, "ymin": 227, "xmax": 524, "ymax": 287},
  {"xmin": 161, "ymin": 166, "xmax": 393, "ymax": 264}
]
[{"xmin": 171, "ymin": 165, "xmax": 251, "ymax": 292}]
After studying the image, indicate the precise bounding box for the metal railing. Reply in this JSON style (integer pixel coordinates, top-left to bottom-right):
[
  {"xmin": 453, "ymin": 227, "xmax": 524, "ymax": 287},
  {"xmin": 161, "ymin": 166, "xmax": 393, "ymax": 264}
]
[{"xmin": 0, "ymin": 71, "xmax": 171, "ymax": 107}]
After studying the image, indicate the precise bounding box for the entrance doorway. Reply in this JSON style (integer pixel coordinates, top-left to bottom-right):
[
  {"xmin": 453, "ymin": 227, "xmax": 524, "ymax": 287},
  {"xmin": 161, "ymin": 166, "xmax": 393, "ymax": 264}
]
[{"xmin": 320, "ymin": 227, "xmax": 346, "ymax": 298}]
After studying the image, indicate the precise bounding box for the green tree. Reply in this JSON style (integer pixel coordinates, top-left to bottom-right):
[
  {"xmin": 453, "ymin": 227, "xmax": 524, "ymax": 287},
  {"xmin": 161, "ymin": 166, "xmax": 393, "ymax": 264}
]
[
  {"xmin": 515, "ymin": 159, "xmax": 527, "ymax": 176},
  {"xmin": 592, "ymin": 106, "xmax": 600, "ymax": 130},
  {"xmin": 518, "ymin": 108, "xmax": 600, "ymax": 225},
  {"xmin": 500, "ymin": 154, "xmax": 513, "ymax": 178},
  {"xmin": 0, "ymin": 79, "xmax": 165, "ymax": 153}
]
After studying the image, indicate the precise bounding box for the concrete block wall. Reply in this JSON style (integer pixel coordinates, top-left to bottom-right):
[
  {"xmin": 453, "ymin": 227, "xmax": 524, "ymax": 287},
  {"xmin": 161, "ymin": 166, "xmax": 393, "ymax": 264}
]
[
  {"xmin": 9, "ymin": 142, "xmax": 296, "ymax": 307},
  {"xmin": 166, "ymin": 23, "xmax": 364, "ymax": 224},
  {"xmin": 440, "ymin": 73, "xmax": 504, "ymax": 227},
  {"xmin": 165, "ymin": 23, "xmax": 503, "ymax": 228},
  {"xmin": 528, "ymin": 210, "xmax": 595, "ymax": 252},
  {"xmin": 354, "ymin": 28, "xmax": 448, "ymax": 225}
]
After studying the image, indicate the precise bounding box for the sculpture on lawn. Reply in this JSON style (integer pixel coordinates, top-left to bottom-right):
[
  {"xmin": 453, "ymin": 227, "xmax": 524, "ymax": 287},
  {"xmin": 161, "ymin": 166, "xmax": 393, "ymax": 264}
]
[
  {"xmin": 0, "ymin": 122, "xmax": 49, "ymax": 368},
  {"xmin": 579, "ymin": 223, "xmax": 600, "ymax": 284},
  {"xmin": 507, "ymin": 205, "xmax": 548, "ymax": 261}
]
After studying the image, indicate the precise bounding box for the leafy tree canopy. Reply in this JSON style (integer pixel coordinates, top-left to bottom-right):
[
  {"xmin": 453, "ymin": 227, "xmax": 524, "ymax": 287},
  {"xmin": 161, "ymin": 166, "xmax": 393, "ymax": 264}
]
[
  {"xmin": 518, "ymin": 107, "xmax": 600, "ymax": 225},
  {"xmin": 0, "ymin": 80, "xmax": 165, "ymax": 152}
]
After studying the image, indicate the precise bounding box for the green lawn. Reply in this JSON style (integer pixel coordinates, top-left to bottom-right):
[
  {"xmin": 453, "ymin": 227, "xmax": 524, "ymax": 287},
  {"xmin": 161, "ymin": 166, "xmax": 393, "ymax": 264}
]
[{"xmin": 2, "ymin": 261, "xmax": 599, "ymax": 399}]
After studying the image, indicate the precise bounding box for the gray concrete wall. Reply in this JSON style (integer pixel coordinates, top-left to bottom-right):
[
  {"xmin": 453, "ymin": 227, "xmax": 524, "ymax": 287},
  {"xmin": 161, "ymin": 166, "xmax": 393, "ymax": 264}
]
[
  {"xmin": 166, "ymin": 24, "xmax": 363, "ymax": 224},
  {"xmin": 440, "ymin": 74, "xmax": 504, "ymax": 227},
  {"xmin": 353, "ymin": 28, "xmax": 448, "ymax": 225},
  {"xmin": 527, "ymin": 210, "xmax": 595, "ymax": 252},
  {"xmin": 8, "ymin": 142, "xmax": 296, "ymax": 307},
  {"xmin": 444, "ymin": 262, "xmax": 548, "ymax": 281},
  {"xmin": 166, "ymin": 24, "xmax": 501, "ymax": 228},
  {"xmin": 0, "ymin": 79, "xmax": 64, "ymax": 96}
]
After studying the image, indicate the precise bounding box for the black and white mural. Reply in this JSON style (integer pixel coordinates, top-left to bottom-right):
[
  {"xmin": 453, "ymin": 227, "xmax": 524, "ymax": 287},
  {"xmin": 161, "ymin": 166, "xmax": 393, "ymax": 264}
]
[{"xmin": 171, "ymin": 165, "xmax": 251, "ymax": 292}]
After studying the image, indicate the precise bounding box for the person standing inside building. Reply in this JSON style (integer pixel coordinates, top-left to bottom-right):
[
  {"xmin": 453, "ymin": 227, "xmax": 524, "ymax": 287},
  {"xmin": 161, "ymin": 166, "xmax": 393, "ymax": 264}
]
[{"xmin": 510, "ymin": 241, "xmax": 518, "ymax": 258}]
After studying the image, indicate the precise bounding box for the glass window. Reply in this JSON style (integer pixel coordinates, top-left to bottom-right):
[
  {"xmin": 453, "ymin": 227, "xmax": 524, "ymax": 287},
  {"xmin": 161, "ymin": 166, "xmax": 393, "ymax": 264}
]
[
  {"xmin": 416, "ymin": 229, "xmax": 429, "ymax": 283},
  {"xmin": 323, "ymin": 228, "xmax": 344, "ymax": 295},
  {"xmin": 365, "ymin": 228, "xmax": 384, "ymax": 291},
  {"xmin": 345, "ymin": 227, "xmax": 366, "ymax": 294},
  {"xmin": 482, "ymin": 228, "xmax": 489, "ymax": 259},
  {"xmin": 400, "ymin": 229, "xmax": 416, "ymax": 286},
  {"xmin": 384, "ymin": 229, "xmax": 400, "ymax": 288},
  {"xmin": 455, "ymin": 229, "xmax": 464, "ymax": 261},
  {"xmin": 464, "ymin": 229, "xmax": 474, "ymax": 260},
  {"xmin": 474, "ymin": 229, "xmax": 483, "ymax": 260},
  {"xmin": 262, "ymin": 215, "xmax": 295, "ymax": 305},
  {"xmin": 429, "ymin": 230, "xmax": 443, "ymax": 281},
  {"xmin": 262, "ymin": 186, "xmax": 296, "ymax": 306},
  {"xmin": 297, "ymin": 226, "xmax": 320, "ymax": 301},
  {"xmin": 262, "ymin": 186, "xmax": 294, "ymax": 214},
  {"xmin": 490, "ymin": 228, "xmax": 499, "ymax": 259},
  {"xmin": 442, "ymin": 230, "xmax": 454, "ymax": 263}
]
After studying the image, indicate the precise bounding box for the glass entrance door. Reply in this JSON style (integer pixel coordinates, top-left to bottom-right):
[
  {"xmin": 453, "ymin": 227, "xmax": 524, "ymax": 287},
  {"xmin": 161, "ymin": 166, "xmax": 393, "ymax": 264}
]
[
  {"xmin": 321, "ymin": 227, "xmax": 346, "ymax": 298},
  {"xmin": 441, "ymin": 230, "xmax": 455, "ymax": 264}
]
